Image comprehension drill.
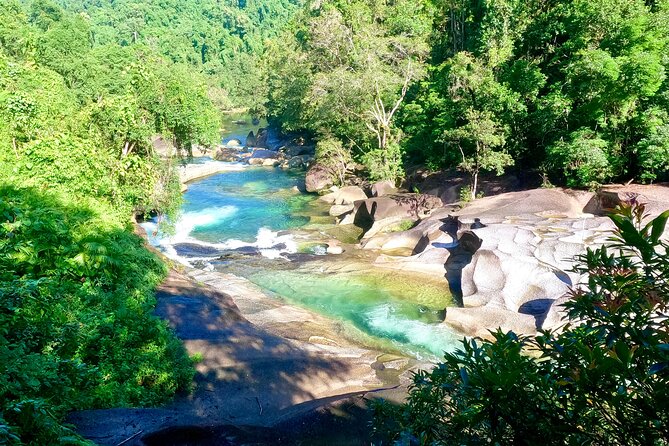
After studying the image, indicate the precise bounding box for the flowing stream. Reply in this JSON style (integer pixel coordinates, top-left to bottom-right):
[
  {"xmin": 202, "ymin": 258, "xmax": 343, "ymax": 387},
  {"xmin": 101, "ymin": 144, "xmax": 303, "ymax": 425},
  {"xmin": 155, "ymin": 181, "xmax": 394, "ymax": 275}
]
[{"xmin": 146, "ymin": 121, "xmax": 461, "ymax": 361}]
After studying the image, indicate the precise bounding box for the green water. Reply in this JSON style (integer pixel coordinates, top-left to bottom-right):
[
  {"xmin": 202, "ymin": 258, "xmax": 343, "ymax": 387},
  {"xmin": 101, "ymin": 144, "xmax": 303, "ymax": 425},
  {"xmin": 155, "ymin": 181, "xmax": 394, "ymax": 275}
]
[
  {"xmin": 249, "ymin": 267, "xmax": 459, "ymax": 359},
  {"xmin": 171, "ymin": 158, "xmax": 460, "ymax": 360}
]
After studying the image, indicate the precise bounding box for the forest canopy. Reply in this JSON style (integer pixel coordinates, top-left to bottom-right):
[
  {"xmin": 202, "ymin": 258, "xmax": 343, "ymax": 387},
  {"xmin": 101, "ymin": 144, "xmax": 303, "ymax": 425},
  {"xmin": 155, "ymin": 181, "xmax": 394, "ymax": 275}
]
[{"xmin": 265, "ymin": 0, "xmax": 669, "ymax": 191}]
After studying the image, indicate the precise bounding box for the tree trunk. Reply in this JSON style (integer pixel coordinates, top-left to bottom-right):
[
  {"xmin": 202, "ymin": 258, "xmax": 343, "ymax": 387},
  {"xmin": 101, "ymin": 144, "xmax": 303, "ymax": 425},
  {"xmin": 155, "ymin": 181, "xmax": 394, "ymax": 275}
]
[{"xmin": 472, "ymin": 170, "xmax": 478, "ymax": 201}]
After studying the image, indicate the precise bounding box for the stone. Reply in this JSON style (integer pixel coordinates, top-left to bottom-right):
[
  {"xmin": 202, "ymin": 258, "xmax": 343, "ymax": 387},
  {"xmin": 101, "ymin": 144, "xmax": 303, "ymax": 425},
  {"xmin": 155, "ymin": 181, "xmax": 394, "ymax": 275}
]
[
  {"xmin": 285, "ymin": 144, "xmax": 315, "ymax": 157},
  {"xmin": 249, "ymin": 148, "xmax": 280, "ymax": 160},
  {"xmin": 256, "ymin": 128, "xmax": 269, "ymax": 148},
  {"xmin": 287, "ymin": 155, "xmax": 313, "ymax": 169},
  {"xmin": 371, "ymin": 180, "xmax": 397, "ymax": 197},
  {"xmin": 334, "ymin": 186, "xmax": 367, "ymax": 205},
  {"xmin": 214, "ymin": 146, "xmax": 242, "ymax": 162},
  {"xmin": 262, "ymin": 158, "xmax": 280, "ymax": 167},
  {"xmin": 305, "ymin": 164, "xmax": 334, "ymax": 193},
  {"xmin": 226, "ymin": 139, "xmax": 242, "ymax": 147},
  {"xmin": 246, "ymin": 131, "xmax": 257, "ymax": 147},
  {"xmin": 327, "ymin": 245, "xmax": 344, "ymax": 255},
  {"xmin": 248, "ymin": 157, "xmax": 264, "ymax": 165},
  {"xmin": 329, "ymin": 204, "xmax": 355, "ymax": 217}
]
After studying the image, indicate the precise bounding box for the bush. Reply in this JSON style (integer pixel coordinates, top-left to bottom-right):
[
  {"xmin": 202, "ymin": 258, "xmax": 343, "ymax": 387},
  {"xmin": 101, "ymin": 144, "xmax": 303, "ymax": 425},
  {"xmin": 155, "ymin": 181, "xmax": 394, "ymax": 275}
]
[
  {"xmin": 0, "ymin": 186, "xmax": 193, "ymax": 444},
  {"xmin": 373, "ymin": 203, "xmax": 669, "ymax": 445},
  {"xmin": 547, "ymin": 129, "xmax": 617, "ymax": 189},
  {"xmin": 315, "ymin": 136, "xmax": 353, "ymax": 186}
]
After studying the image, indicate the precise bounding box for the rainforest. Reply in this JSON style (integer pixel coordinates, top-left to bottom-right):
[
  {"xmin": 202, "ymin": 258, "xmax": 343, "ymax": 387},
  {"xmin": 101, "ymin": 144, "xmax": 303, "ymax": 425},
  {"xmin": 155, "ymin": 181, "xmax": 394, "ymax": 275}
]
[{"xmin": 1, "ymin": 0, "xmax": 668, "ymax": 444}]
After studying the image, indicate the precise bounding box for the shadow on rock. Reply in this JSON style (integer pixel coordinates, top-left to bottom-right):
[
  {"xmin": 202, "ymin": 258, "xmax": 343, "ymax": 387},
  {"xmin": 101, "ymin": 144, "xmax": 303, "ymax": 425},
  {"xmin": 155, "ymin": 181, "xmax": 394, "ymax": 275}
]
[{"xmin": 435, "ymin": 217, "xmax": 482, "ymax": 308}]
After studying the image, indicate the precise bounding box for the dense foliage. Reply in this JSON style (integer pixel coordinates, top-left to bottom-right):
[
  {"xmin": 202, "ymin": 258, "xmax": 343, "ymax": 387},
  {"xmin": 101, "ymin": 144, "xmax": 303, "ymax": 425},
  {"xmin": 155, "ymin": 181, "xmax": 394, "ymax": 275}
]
[
  {"xmin": 0, "ymin": 1, "xmax": 239, "ymax": 442},
  {"xmin": 373, "ymin": 204, "xmax": 669, "ymax": 445},
  {"xmin": 0, "ymin": 188, "xmax": 194, "ymax": 445},
  {"xmin": 51, "ymin": 0, "xmax": 302, "ymax": 108},
  {"xmin": 265, "ymin": 0, "xmax": 669, "ymax": 191}
]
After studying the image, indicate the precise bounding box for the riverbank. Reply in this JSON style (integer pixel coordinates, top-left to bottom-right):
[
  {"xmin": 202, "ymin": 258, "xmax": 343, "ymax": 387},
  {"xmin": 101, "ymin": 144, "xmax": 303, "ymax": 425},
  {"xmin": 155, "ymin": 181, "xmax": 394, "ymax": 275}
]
[{"xmin": 69, "ymin": 261, "xmax": 419, "ymax": 445}]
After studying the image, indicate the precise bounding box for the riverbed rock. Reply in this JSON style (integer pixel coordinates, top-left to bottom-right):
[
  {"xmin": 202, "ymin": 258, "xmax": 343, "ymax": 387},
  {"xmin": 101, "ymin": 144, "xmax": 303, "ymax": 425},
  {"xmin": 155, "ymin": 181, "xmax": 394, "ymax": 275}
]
[
  {"xmin": 226, "ymin": 139, "xmax": 242, "ymax": 147},
  {"xmin": 214, "ymin": 146, "xmax": 244, "ymax": 162},
  {"xmin": 284, "ymin": 144, "xmax": 315, "ymax": 157},
  {"xmin": 366, "ymin": 188, "xmax": 652, "ymax": 338},
  {"xmin": 329, "ymin": 204, "xmax": 355, "ymax": 217},
  {"xmin": 345, "ymin": 194, "xmax": 442, "ymax": 234},
  {"xmin": 246, "ymin": 131, "xmax": 257, "ymax": 147},
  {"xmin": 256, "ymin": 128, "xmax": 269, "ymax": 148},
  {"xmin": 371, "ymin": 180, "xmax": 397, "ymax": 197},
  {"xmin": 287, "ymin": 155, "xmax": 313, "ymax": 169},
  {"xmin": 262, "ymin": 158, "xmax": 280, "ymax": 167},
  {"xmin": 305, "ymin": 164, "xmax": 335, "ymax": 193},
  {"xmin": 334, "ymin": 186, "xmax": 368, "ymax": 205}
]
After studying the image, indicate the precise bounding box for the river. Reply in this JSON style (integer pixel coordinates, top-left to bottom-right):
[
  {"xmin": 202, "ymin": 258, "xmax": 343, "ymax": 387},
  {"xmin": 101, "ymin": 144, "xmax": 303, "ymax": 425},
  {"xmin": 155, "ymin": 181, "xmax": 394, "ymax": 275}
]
[{"xmin": 144, "ymin": 120, "xmax": 461, "ymax": 361}]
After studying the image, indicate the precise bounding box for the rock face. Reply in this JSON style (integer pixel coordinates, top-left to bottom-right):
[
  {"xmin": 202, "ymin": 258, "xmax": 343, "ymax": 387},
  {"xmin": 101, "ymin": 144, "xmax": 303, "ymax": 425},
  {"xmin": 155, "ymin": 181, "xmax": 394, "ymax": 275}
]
[
  {"xmin": 368, "ymin": 188, "xmax": 644, "ymax": 338},
  {"xmin": 305, "ymin": 164, "xmax": 334, "ymax": 193}
]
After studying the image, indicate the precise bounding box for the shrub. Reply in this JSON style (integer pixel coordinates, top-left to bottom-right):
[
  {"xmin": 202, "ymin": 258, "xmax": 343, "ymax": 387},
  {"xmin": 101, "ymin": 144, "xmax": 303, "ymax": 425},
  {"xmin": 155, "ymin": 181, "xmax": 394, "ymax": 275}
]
[{"xmin": 0, "ymin": 186, "xmax": 193, "ymax": 444}]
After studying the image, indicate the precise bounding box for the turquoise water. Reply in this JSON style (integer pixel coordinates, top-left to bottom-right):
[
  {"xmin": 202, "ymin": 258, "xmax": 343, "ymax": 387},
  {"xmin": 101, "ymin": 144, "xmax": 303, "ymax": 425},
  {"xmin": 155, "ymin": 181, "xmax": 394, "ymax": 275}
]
[
  {"xmin": 165, "ymin": 164, "xmax": 459, "ymax": 360},
  {"xmin": 250, "ymin": 268, "xmax": 458, "ymax": 359},
  {"xmin": 181, "ymin": 167, "xmax": 314, "ymax": 243}
]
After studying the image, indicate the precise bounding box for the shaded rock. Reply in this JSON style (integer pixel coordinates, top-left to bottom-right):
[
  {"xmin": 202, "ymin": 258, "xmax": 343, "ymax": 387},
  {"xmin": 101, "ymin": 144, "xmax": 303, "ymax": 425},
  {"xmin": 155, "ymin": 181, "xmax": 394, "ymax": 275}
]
[
  {"xmin": 371, "ymin": 180, "xmax": 397, "ymax": 197},
  {"xmin": 174, "ymin": 243, "xmax": 222, "ymax": 257},
  {"xmin": 334, "ymin": 186, "xmax": 367, "ymax": 205},
  {"xmin": 285, "ymin": 144, "xmax": 316, "ymax": 157},
  {"xmin": 249, "ymin": 148, "xmax": 280, "ymax": 160},
  {"xmin": 256, "ymin": 128, "xmax": 269, "ymax": 148},
  {"xmin": 305, "ymin": 164, "xmax": 334, "ymax": 193},
  {"xmin": 350, "ymin": 194, "xmax": 442, "ymax": 235},
  {"xmin": 246, "ymin": 131, "xmax": 257, "ymax": 147},
  {"xmin": 458, "ymin": 231, "xmax": 482, "ymax": 254},
  {"xmin": 288, "ymin": 155, "xmax": 313, "ymax": 169}
]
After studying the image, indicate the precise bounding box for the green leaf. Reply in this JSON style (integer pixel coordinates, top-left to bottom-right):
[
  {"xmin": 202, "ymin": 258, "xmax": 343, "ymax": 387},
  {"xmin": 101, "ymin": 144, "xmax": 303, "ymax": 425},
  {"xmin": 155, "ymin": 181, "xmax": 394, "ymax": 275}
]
[{"xmin": 650, "ymin": 210, "xmax": 669, "ymax": 244}]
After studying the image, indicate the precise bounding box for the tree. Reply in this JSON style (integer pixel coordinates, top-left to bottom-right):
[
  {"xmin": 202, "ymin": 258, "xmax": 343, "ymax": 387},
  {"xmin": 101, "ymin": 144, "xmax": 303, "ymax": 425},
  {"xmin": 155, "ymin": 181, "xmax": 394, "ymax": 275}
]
[
  {"xmin": 373, "ymin": 203, "xmax": 669, "ymax": 445},
  {"xmin": 444, "ymin": 109, "xmax": 513, "ymax": 200},
  {"xmin": 438, "ymin": 53, "xmax": 519, "ymax": 199}
]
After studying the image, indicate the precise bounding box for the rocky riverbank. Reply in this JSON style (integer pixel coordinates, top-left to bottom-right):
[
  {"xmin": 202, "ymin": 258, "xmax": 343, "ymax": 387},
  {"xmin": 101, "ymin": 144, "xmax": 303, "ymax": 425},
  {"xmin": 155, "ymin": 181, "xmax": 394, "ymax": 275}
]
[
  {"xmin": 319, "ymin": 182, "xmax": 669, "ymax": 339},
  {"xmin": 69, "ymin": 265, "xmax": 418, "ymax": 445}
]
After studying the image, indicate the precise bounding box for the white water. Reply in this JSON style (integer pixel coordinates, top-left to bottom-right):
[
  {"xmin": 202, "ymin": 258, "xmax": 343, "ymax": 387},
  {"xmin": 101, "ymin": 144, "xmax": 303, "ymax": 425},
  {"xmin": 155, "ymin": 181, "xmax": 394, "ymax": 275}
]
[{"xmin": 143, "ymin": 206, "xmax": 299, "ymax": 266}]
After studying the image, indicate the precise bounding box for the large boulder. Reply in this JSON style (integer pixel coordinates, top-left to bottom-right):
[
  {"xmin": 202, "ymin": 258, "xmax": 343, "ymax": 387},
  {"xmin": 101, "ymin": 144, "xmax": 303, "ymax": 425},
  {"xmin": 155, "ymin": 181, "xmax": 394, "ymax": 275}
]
[
  {"xmin": 333, "ymin": 186, "xmax": 367, "ymax": 205},
  {"xmin": 287, "ymin": 155, "xmax": 313, "ymax": 169},
  {"xmin": 284, "ymin": 144, "xmax": 315, "ymax": 157},
  {"xmin": 371, "ymin": 180, "xmax": 397, "ymax": 197},
  {"xmin": 214, "ymin": 146, "xmax": 242, "ymax": 162},
  {"xmin": 347, "ymin": 194, "xmax": 442, "ymax": 233},
  {"xmin": 246, "ymin": 131, "xmax": 257, "ymax": 147},
  {"xmin": 305, "ymin": 164, "xmax": 335, "ymax": 192},
  {"xmin": 256, "ymin": 128, "xmax": 269, "ymax": 148}
]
